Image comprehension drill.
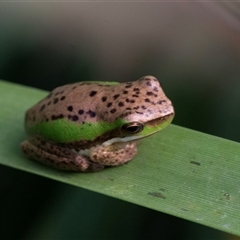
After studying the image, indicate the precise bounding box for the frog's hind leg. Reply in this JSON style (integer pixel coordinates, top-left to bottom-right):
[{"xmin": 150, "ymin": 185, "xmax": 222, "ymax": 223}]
[{"xmin": 21, "ymin": 138, "xmax": 104, "ymax": 172}]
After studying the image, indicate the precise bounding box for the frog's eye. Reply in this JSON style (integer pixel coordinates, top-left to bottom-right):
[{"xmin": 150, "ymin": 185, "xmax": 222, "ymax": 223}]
[{"xmin": 122, "ymin": 122, "xmax": 144, "ymax": 134}]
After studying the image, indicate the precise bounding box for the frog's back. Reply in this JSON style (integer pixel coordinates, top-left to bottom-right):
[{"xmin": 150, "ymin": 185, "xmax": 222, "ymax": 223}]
[
  {"xmin": 24, "ymin": 81, "xmax": 119, "ymax": 127},
  {"xmin": 25, "ymin": 76, "xmax": 173, "ymax": 129}
]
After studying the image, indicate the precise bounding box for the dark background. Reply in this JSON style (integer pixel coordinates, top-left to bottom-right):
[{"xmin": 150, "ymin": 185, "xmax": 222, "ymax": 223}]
[{"xmin": 1, "ymin": 2, "xmax": 240, "ymax": 239}]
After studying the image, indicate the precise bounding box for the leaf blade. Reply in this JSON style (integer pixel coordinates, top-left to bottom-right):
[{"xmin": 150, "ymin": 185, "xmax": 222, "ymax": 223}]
[{"xmin": 1, "ymin": 80, "xmax": 240, "ymax": 236}]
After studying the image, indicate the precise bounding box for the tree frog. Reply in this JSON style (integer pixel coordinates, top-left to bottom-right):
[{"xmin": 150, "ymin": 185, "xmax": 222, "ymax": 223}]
[{"xmin": 21, "ymin": 76, "xmax": 174, "ymax": 172}]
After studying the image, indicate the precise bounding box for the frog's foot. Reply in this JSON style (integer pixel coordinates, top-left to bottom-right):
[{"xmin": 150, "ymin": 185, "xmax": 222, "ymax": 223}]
[
  {"xmin": 89, "ymin": 142, "xmax": 138, "ymax": 166},
  {"xmin": 21, "ymin": 138, "xmax": 104, "ymax": 172}
]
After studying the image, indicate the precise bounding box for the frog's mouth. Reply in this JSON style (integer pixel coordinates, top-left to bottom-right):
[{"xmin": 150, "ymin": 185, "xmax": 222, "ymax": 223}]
[{"xmin": 102, "ymin": 135, "xmax": 143, "ymax": 146}]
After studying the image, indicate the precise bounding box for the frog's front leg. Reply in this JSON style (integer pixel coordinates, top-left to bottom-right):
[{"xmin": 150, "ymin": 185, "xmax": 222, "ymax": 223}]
[
  {"xmin": 89, "ymin": 141, "xmax": 138, "ymax": 166},
  {"xmin": 21, "ymin": 137, "xmax": 104, "ymax": 172}
]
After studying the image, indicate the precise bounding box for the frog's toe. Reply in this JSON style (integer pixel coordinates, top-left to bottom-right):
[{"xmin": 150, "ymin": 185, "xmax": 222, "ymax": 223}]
[{"xmin": 87, "ymin": 161, "xmax": 105, "ymax": 172}]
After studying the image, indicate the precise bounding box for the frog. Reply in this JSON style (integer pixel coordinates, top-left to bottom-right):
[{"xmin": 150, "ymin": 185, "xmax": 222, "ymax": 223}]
[{"xmin": 21, "ymin": 76, "xmax": 175, "ymax": 172}]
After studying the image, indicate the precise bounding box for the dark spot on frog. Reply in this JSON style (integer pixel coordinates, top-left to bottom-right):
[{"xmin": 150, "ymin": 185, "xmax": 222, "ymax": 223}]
[
  {"xmin": 110, "ymin": 108, "xmax": 116, "ymax": 114},
  {"xmin": 153, "ymin": 86, "xmax": 158, "ymax": 92},
  {"xmin": 141, "ymin": 105, "xmax": 146, "ymax": 110},
  {"xmin": 125, "ymin": 84, "xmax": 132, "ymax": 89},
  {"xmin": 51, "ymin": 114, "xmax": 64, "ymax": 120},
  {"xmin": 146, "ymin": 81, "xmax": 152, "ymax": 86},
  {"xmin": 133, "ymin": 88, "xmax": 139, "ymax": 91},
  {"xmin": 146, "ymin": 91, "xmax": 154, "ymax": 96},
  {"xmin": 78, "ymin": 109, "xmax": 84, "ymax": 115},
  {"xmin": 118, "ymin": 102, "xmax": 124, "ymax": 107},
  {"xmin": 158, "ymin": 100, "xmax": 166, "ymax": 104},
  {"xmin": 86, "ymin": 110, "xmax": 96, "ymax": 118},
  {"xmin": 132, "ymin": 94, "xmax": 139, "ymax": 98},
  {"xmin": 190, "ymin": 161, "xmax": 201, "ymax": 166},
  {"xmin": 133, "ymin": 106, "xmax": 139, "ymax": 110},
  {"xmin": 54, "ymin": 91, "xmax": 59, "ymax": 96},
  {"xmin": 89, "ymin": 90, "xmax": 97, "ymax": 97},
  {"xmin": 40, "ymin": 104, "xmax": 46, "ymax": 112},
  {"xmin": 130, "ymin": 100, "xmax": 135, "ymax": 103},
  {"xmin": 126, "ymin": 107, "xmax": 131, "ymax": 110},
  {"xmin": 72, "ymin": 115, "xmax": 79, "ymax": 121},
  {"xmin": 67, "ymin": 106, "xmax": 73, "ymax": 112},
  {"xmin": 53, "ymin": 98, "xmax": 59, "ymax": 104},
  {"xmin": 102, "ymin": 96, "xmax": 107, "ymax": 102},
  {"xmin": 39, "ymin": 104, "xmax": 46, "ymax": 112},
  {"xmin": 123, "ymin": 90, "xmax": 128, "ymax": 94},
  {"xmin": 60, "ymin": 96, "xmax": 66, "ymax": 101},
  {"xmin": 113, "ymin": 94, "xmax": 120, "ymax": 100},
  {"xmin": 136, "ymin": 111, "xmax": 143, "ymax": 115},
  {"xmin": 148, "ymin": 192, "xmax": 166, "ymax": 199},
  {"xmin": 145, "ymin": 98, "xmax": 150, "ymax": 102},
  {"xmin": 47, "ymin": 101, "xmax": 51, "ymax": 106},
  {"xmin": 107, "ymin": 102, "xmax": 112, "ymax": 108},
  {"xmin": 72, "ymin": 86, "xmax": 77, "ymax": 90}
]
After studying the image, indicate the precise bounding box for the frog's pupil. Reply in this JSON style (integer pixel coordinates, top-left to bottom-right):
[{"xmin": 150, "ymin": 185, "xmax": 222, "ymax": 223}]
[
  {"xmin": 122, "ymin": 122, "xmax": 144, "ymax": 134},
  {"xmin": 127, "ymin": 126, "xmax": 140, "ymax": 133}
]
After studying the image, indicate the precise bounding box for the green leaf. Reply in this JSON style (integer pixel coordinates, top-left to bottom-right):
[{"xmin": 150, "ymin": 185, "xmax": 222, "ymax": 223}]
[{"xmin": 1, "ymin": 80, "xmax": 240, "ymax": 236}]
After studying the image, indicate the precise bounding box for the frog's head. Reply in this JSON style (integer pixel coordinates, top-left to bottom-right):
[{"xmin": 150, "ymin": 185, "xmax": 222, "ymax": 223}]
[{"xmin": 99, "ymin": 76, "xmax": 175, "ymax": 146}]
